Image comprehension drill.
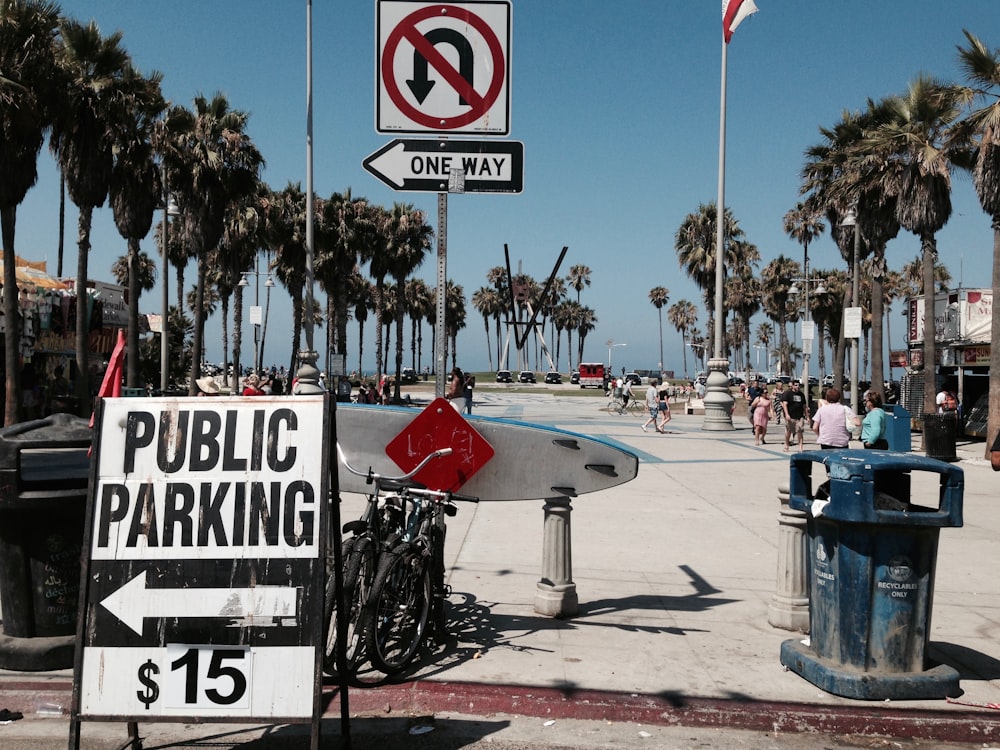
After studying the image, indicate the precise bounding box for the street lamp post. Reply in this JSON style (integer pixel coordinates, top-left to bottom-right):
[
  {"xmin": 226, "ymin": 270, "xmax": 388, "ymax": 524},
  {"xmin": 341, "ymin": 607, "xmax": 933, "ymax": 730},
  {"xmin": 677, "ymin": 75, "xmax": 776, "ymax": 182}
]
[
  {"xmin": 238, "ymin": 258, "xmax": 275, "ymax": 377},
  {"xmin": 841, "ymin": 209, "xmax": 861, "ymax": 415},
  {"xmin": 788, "ymin": 263, "xmax": 826, "ymax": 405},
  {"xmin": 607, "ymin": 341, "xmax": 626, "ymax": 374},
  {"xmin": 159, "ymin": 195, "xmax": 179, "ymax": 394}
]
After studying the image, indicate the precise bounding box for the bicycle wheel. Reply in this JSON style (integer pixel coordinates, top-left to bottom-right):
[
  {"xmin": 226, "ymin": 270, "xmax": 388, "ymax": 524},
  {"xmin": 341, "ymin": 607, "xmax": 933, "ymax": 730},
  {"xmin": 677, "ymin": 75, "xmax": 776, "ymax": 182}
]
[
  {"xmin": 364, "ymin": 545, "xmax": 431, "ymax": 675},
  {"xmin": 428, "ymin": 519, "xmax": 448, "ymax": 642},
  {"xmin": 323, "ymin": 536, "xmax": 375, "ymax": 676}
]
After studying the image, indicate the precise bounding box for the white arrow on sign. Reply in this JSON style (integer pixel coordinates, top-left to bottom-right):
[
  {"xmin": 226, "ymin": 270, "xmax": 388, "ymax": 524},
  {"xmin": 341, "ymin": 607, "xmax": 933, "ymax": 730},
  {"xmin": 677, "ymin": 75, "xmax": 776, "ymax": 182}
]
[
  {"xmin": 100, "ymin": 570, "xmax": 300, "ymax": 635},
  {"xmin": 363, "ymin": 138, "xmax": 523, "ymax": 193}
]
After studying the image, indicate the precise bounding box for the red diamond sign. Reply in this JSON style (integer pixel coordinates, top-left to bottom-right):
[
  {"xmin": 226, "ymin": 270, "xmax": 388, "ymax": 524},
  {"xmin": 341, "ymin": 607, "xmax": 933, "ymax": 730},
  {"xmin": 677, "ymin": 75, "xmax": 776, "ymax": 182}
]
[{"xmin": 385, "ymin": 397, "xmax": 494, "ymax": 491}]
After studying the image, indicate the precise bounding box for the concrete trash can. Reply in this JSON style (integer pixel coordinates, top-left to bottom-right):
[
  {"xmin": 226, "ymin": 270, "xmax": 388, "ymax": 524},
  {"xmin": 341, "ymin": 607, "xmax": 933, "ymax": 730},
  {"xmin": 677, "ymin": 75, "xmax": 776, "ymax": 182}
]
[
  {"xmin": 780, "ymin": 449, "xmax": 963, "ymax": 700},
  {"xmin": 0, "ymin": 414, "xmax": 93, "ymax": 670},
  {"xmin": 923, "ymin": 412, "xmax": 958, "ymax": 462},
  {"xmin": 883, "ymin": 404, "xmax": 911, "ymax": 452}
]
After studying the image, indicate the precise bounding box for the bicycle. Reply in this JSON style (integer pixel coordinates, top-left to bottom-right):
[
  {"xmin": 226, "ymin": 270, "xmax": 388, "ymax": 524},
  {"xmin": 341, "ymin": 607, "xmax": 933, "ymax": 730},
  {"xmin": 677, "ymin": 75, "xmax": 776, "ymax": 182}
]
[
  {"xmin": 363, "ymin": 483, "xmax": 477, "ymax": 675},
  {"xmin": 324, "ymin": 444, "xmax": 454, "ymax": 677},
  {"xmin": 605, "ymin": 391, "xmax": 642, "ymax": 416}
]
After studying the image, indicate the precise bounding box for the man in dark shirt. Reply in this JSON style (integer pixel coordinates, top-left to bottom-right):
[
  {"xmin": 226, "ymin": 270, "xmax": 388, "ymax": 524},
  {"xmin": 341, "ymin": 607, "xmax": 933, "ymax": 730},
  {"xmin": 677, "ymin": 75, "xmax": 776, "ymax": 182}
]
[{"xmin": 781, "ymin": 379, "xmax": 808, "ymax": 452}]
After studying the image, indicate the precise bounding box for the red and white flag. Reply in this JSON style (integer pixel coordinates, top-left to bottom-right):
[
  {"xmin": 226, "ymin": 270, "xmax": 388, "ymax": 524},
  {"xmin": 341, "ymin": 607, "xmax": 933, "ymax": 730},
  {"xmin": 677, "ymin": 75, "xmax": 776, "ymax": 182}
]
[{"xmin": 723, "ymin": 0, "xmax": 758, "ymax": 43}]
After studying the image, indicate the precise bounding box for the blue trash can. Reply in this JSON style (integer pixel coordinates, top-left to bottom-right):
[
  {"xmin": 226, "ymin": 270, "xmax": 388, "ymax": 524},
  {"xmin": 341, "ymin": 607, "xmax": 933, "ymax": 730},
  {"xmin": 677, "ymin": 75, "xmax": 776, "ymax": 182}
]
[
  {"xmin": 883, "ymin": 404, "xmax": 911, "ymax": 452},
  {"xmin": 780, "ymin": 449, "xmax": 963, "ymax": 700}
]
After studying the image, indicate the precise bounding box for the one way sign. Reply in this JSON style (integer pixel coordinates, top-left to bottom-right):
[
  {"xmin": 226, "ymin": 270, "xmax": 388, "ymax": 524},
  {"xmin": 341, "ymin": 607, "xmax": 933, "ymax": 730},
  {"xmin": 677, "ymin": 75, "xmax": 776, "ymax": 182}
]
[{"xmin": 363, "ymin": 138, "xmax": 524, "ymax": 194}]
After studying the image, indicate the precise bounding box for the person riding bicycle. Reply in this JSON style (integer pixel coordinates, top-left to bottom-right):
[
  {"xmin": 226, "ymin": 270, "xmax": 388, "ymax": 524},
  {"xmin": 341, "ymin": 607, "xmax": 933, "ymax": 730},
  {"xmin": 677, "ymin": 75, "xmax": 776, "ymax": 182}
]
[{"xmin": 621, "ymin": 377, "xmax": 633, "ymax": 409}]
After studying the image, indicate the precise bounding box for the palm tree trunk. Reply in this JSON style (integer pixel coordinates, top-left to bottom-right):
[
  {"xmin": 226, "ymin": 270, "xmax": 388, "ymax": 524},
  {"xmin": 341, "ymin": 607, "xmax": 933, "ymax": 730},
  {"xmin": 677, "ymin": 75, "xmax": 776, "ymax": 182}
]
[
  {"xmin": 1, "ymin": 207, "xmax": 22, "ymax": 425},
  {"xmin": 75, "ymin": 207, "xmax": 94, "ymax": 409},
  {"xmin": 373, "ymin": 279, "xmax": 384, "ymax": 380},
  {"xmin": 189, "ymin": 252, "xmax": 206, "ymax": 396},
  {"xmin": 871, "ymin": 273, "xmax": 884, "ymax": 400},
  {"xmin": 987, "ymin": 217, "xmax": 1000, "ymax": 460},
  {"xmin": 921, "ymin": 235, "xmax": 937, "ymax": 420},
  {"xmin": 126, "ymin": 238, "xmax": 141, "ymax": 389},
  {"xmin": 681, "ymin": 326, "xmax": 689, "ymax": 378}
]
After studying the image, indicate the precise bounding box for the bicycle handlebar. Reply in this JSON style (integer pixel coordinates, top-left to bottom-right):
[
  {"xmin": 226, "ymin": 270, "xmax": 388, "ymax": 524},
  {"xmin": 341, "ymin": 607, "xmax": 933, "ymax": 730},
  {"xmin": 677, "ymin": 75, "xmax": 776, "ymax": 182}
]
[{"xmin": 336, "ymin": 443, "xmax": 453, "ymax": 486}]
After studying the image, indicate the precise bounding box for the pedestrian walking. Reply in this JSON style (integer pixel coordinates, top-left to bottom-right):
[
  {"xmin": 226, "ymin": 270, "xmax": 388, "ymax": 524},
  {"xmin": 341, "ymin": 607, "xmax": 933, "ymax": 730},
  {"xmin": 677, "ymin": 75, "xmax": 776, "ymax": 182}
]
[
  {"xmin": 812, "ymin": 387, "xmax": 851, "ymax": 449},
  {"xmin": 781, "ymin": 379, "xmax": 808, "ymax": 452},
  {"xmin": 750, "ymin": 388, "xmax": 771, "ymax": 445},
  {"xmin": 656, "ymin": 383, "xmax": 672, "ymax": 431},
  {"xmin": 463, "ymin": 372, "xmax": 475, "ymax": 414},
  {"xmin": 641, "ymin": 379, "xmax": 659, "ymax": 433},
  {"xmin": 771, "ymin": 381, "xmax": 784, "ymax": 424}
]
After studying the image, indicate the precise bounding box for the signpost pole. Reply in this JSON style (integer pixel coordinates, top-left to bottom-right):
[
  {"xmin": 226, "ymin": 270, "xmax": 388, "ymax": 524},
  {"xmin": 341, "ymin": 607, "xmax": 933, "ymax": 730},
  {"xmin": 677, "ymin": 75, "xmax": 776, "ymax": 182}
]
[{"xmin": 435, "ymin": 191, "xmax": 448, "ymax": 398}]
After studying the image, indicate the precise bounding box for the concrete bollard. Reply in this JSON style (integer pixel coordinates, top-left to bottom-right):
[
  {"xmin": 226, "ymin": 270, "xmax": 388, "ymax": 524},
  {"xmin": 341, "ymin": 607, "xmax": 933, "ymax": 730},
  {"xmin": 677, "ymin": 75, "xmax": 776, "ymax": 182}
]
[
  {"xmin": 768, "ymin": 482, "xmax": 810, "ymax": 632},
  {"xmin": 534, "ymin": 496, "xmax": 578, "ymax": 617}
]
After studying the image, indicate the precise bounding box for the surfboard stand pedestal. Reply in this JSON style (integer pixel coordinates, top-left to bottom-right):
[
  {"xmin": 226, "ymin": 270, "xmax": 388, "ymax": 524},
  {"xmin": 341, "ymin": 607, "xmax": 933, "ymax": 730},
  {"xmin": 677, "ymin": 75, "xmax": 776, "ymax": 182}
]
[
  {"xmin": 534, "ymin": 496, "xmax": 578, "ymax": 618},
  {"xmin": 768, "ymin": 482, "xmax": 810, "ymax": 632}
]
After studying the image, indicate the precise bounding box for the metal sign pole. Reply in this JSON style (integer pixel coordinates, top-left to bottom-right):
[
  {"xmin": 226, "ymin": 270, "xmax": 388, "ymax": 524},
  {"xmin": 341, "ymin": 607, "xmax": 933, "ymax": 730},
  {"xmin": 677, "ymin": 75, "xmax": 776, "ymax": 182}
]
[{"xmin": 435, "ymin": 191, "xmax": 448, "ymax": 398}]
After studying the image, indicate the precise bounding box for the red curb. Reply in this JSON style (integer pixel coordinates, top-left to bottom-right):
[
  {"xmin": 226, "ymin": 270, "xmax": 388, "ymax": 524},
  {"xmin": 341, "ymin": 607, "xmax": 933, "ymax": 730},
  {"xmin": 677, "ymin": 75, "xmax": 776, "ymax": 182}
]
[
  {"xmin": 324, "ymin": 679, "xmax": 1000, "ymax": 744},
  {"xmin": 5, "ymin": 675, "xmax": 999, "ymax": 745}
]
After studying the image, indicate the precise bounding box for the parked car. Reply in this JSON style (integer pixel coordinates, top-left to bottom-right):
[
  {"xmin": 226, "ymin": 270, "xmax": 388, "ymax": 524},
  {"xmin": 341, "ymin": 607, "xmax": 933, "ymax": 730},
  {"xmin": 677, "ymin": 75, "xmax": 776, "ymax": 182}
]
[
  {"xmin": 624, "ymin": 372, "xmax": 642, "ymax": 386},
  {"xmin": 518, "ymin": 370, "xmax": 536, "ymax": 383},
  {"xmin": 570, "ymin": 371, "xmax": 580, "ymax": 385},
  {"xmin": 495, "ymin": 369, "xmax": 513, "ymax": 383},
  {"xmin": 400, "ymin": 367, "xmax": 418, "ymax": 384},
  {"xmin": 544, "ymin": 371, "xmax": 562, "ymax": 384}
]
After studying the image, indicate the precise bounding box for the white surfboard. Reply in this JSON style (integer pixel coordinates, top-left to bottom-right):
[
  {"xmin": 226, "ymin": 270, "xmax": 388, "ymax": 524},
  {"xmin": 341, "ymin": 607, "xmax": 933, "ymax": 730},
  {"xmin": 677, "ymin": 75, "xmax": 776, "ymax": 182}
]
[{"xmin": 334, "ymin": 402, "xmax": 638, "ymax": 501}]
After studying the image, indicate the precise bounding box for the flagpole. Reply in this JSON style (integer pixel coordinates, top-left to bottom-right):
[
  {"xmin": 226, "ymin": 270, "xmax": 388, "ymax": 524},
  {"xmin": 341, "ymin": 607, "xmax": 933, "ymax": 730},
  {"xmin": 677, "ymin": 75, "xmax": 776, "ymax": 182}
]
[{"xmin": 704, "ymin": 35, "xmax": 735, "ymax": 430}]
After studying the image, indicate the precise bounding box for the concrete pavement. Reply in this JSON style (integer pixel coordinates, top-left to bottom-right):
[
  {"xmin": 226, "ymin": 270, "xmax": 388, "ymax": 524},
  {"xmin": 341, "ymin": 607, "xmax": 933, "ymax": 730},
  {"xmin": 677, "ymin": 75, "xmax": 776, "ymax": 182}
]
[{"xmin": 3, "ymin": 389, "xmax": 1000, "ymax": 747}]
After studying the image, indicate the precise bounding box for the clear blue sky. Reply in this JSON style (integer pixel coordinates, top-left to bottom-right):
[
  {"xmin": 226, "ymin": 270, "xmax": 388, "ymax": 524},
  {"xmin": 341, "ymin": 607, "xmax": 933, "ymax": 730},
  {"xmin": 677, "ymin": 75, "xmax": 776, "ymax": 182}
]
[{"xmin": 14, "ymin": 1, "xmax": 1000, "ymax": 379}]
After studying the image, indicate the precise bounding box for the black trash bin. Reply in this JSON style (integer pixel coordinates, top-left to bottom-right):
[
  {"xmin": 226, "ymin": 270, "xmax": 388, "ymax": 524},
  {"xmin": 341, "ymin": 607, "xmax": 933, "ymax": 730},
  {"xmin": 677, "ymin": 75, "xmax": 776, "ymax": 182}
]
[
  {"xmin": 923, "ymin": 412, "xmax": 958, "ymax": 462},
  {"xmin": 0, "ymin": 414, "xmax": 92, "ymax": 670},
  {"xmin": 780, "ymin": 449, "xmax": 964, "ymax": 700}
]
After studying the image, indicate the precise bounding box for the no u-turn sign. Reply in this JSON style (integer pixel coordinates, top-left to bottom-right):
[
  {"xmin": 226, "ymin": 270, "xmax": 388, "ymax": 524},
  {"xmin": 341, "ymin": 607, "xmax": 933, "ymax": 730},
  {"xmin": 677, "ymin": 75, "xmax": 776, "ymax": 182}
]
[{"xmin": 377, "ymin": 1, "xmax": 511, "ymax": 135}]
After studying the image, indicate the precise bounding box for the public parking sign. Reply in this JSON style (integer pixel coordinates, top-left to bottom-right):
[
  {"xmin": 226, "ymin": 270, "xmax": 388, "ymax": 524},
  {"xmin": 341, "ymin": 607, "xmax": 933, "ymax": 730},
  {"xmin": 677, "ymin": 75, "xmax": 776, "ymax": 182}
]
[
  {"xmin": 75, "ymin": 396, "xmax": 328, "ymax": 722},
  {"xmin": 377, "ymin": 1, "xmax": 511, "ymax": 135}
]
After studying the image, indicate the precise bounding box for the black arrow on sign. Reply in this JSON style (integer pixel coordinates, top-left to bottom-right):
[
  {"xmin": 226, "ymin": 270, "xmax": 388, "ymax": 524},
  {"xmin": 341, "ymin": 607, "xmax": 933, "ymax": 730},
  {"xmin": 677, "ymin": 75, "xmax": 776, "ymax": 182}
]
[{"xmin": 407, "ymin": 28, "xmax": 473, "ymax": 105}]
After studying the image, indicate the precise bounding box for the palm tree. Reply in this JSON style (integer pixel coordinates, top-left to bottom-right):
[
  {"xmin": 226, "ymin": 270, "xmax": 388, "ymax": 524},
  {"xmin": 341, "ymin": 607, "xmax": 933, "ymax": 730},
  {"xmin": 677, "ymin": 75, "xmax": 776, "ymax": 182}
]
[
  {"xmin": 567, "ymin": 264, "xmax": 591, "ymax": 303},
  {"xmin": 405, "ymin": 277, "xmax": 433, "ymax": 371},
  {"xmin": 648, "ymin": 286, "xmax": 669, "ymax": 373},
  {"xmin": 754, "ymin": 322, "xmax": 774, "ymax": 372},
  {"xmin": 472, "ymin": 286, "xmax": 501, "ymax": 371},
  {"xmin": 900, "ymin": 254, "xmax": 952, "ymax": 297},
  {"xmin": 263, "ymin": 183, "xmax": 308, "ymax": 378},
  {"xmin": 784, "ymin": 202, "xmax": 826, "ymax": 386},
  {"xmin": 760, "ymin": 255, "xmax": 800, "ymax": 375},
  {"xmin": 50, "ymin": 18, "xmax": 132, "ymax": 406},
  {"xmin": 444, "ymin": 281, "xmax": 466, "ymax": 369},
  {"xmin": 667, "ymin": 300, "xmax": 698, "ymax": 378},
  {"xmin": 675, "ymin": 203, "xmax": 756, "ymax": 349},
  {"xmin": 156, "ymin": 94, "xmax": 263, "ymax": 393},
  {"xmin": 382, "ymin": 203, "xmax": 433, "ymax": 400},
  {"xmin": 108, "ymin": 65, "xmax": 166, "ymax": 388},
  {"xmin": 954, "ymin": 30, "xmax": 1000, "ymax": 455},
  {"xmin": 0, "ymin": 0, "xmax": 61, "ymax": 423},
  {"xmin": 576, "ymin": 305, "xmax": 597, "ymax": 366},
  {"xmin": 316, "ymin": 188, "xmax": 370, "ymax": 374},
  {"xmin": 725, "ymin": 272, "xmax": 761, "ymax": 377},
  {"xmin": 860, "ymin": 75, "xmax": 965, "ymax": 417}
]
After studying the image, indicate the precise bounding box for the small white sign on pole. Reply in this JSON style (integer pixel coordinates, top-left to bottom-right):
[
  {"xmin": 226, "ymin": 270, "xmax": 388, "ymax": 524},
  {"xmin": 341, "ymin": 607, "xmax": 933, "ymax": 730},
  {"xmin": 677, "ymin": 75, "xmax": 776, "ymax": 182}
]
[{"xmin": 844, "ymin": 307, "xmax": 863, "ymax": 339}]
